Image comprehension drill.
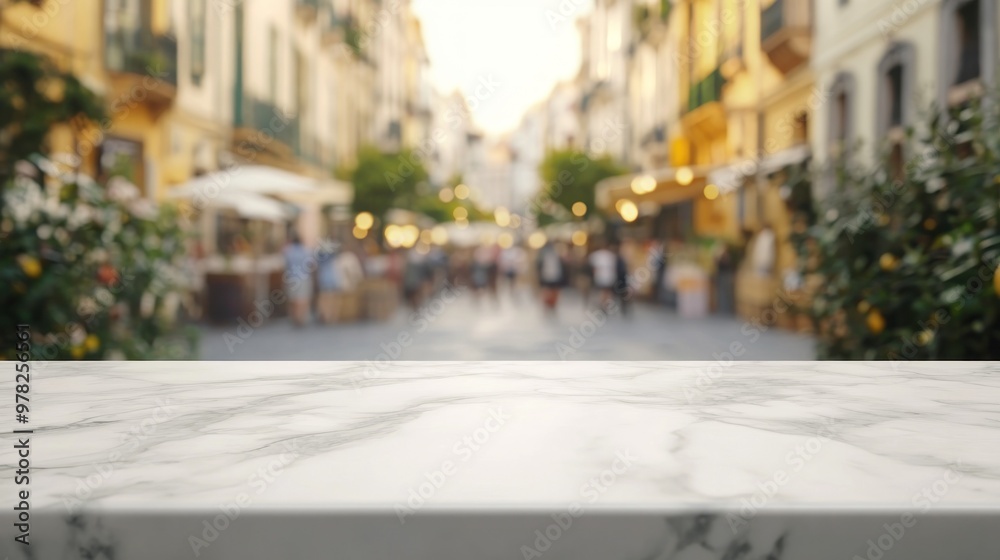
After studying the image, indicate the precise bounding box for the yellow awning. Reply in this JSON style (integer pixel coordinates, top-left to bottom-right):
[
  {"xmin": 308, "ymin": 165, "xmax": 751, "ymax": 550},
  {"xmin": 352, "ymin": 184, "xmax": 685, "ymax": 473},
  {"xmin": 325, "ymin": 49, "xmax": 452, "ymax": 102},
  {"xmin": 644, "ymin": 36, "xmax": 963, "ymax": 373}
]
[{"xmin": 595, "ymin": 164, "xmax": 715, "ymax": 212}]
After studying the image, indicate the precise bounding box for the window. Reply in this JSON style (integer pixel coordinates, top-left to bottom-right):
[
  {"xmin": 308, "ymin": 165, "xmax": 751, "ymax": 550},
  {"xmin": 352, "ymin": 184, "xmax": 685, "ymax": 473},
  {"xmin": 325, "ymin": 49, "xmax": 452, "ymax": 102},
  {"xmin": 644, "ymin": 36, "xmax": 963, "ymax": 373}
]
[
  {"xmin": 834, "ymin": 93, "xmax": 847, "ymax": 142},
  {"xmin": 955, "ymin": 0, "xmax": 981, "ymax": 85},
  {"xmin": 887, "ymin": 64, "xmax": 904, "ymax": 127},
  {"xmin": 941, "ymin": 0, "xmax": 996, "ymax": 105},
  {"xmin": 793, "ymin": 112, "xmax": 808, "ymax": 145},
  {"xmin": 876, "ymin": 42, "xmax": 915, "ymax": 140},
  {"xmin": 189, "ymin": 0, "xmax": 205, "ymax": 84},
  {"xmin": 827, "ymin": 72, "xmax": 854, "ymax": 156},
  {"xmin": 99, "ymin": 136, "xmax": 146, "ymax": 195},
  {"xmin": 268, "ymin": 27, "xmax": 279, "ymax": 102},
  {"xmin": 294, "ymin": 48, "xmax": 308, "ymax": 116}
]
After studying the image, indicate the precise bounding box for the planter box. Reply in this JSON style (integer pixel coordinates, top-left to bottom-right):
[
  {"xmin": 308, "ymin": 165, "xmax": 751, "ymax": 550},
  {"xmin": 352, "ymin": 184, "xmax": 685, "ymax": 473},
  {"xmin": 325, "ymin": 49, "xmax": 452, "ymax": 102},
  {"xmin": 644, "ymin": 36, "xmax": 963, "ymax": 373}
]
[
  {"xmin": 204, "ymin": 273, "xmax": 248, "ymax": 325},
  {"xmin": 338, "ymin": 290, "xmax": 363, "ymax": 323},
  {"xmin": 363, "ymin": 279, "xmax": 398, "ymax": 322}
]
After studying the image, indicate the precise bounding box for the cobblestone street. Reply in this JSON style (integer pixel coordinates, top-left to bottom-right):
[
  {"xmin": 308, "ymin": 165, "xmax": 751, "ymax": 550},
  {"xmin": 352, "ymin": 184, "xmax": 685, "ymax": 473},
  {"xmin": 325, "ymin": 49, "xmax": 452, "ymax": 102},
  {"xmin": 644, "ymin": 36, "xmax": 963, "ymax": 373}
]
[{"xmin": 199, "ymin": 288, "xmax": 815, "ymax": 361}]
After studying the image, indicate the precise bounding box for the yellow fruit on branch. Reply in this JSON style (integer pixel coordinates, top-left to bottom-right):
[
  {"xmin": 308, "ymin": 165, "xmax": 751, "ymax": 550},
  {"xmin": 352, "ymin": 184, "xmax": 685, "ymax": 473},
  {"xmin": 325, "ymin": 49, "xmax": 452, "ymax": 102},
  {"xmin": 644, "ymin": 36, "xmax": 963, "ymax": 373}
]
[
  {"xmin": 879, "ymin": 253, "xmax": 898, "ymax": 271},
  {"xmin": 867, "ymin": 309, "xmax": 886, "ymax": 335},
  {"xmin": 17, "ymin": 255, "xmax": 42, "ymax": 278},
  {"xmin": 916, "ymin": 330, "xmax": 934, "ymax": 346}
]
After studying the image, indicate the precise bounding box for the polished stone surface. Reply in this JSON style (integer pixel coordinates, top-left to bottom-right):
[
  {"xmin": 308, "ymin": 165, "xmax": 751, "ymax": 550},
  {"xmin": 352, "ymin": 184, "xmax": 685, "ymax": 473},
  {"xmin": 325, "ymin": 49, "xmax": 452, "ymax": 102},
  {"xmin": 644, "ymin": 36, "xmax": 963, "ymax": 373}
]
[{"xmin": 2, "ymin": 361, "xmax": 998, "ymax": 559}]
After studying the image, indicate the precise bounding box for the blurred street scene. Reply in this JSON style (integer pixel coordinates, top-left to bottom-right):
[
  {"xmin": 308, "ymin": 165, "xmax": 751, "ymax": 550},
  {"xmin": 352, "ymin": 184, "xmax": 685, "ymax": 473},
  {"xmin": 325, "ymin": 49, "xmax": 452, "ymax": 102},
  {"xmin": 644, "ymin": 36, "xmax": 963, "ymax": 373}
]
[
  {"xmin": 199, "ymin": 269, "xmax": 815, "ymax": 360},
  {"xmin": 3, "ymin": 0, "xmax": 999, "ymax": 360}
]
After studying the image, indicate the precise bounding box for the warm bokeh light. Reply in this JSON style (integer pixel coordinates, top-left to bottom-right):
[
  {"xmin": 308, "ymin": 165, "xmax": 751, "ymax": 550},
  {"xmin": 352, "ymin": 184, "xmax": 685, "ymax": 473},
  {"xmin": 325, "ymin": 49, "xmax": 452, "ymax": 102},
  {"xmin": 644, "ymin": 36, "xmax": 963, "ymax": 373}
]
[
  {"xmin": 454, "ymin": 184, "xmax": 470, "ymax": 200},
  {"xmin": 453, "ymin": 206, "xmax": 468, "ymax": 220},
  {"xmin": 676, "ymin": 167, "xmax": 694, "ymax": 186},
  {"xmin": 630, "ymin": 175, "xmax": 656, "ymax": 195},
  {"xmin": 630, "ymin": 176, "xmax": 643, "ymax": 194},
  {"xmin": 419, "ymin": 229, "xmax": 433, "ymax": 245},
  {"xmin": 456, "ymin": 218, "xmax": 469, "ymax": 229},
  {"xmin": 355, "ymin": 211, "xmax": 374, "ymax": 230},
  {"xmin": 352, "ymin": 226, "xmax": 368, "ymax": 239},
  {"xmin": 431, "ymin": 225, "xmax": 448, "ymax": 245},
  {"xmin": 618, "ymin": 199, "xmax": 638, "ymax": 222},
  {"xmin": 384, "ymin": 224, "xmax": 401, "ymax": 247},
  {"xmin": 497, "ymin": 232, "xmax": 514, "ymax": 248},
  {"xmin": 401, "ymin": 224, "xmax": 420, "ymax": 248},
  {"xmin": 528, "ymin": 231, "xmax": 547, "ymax": 249},
  {"xmin": 438, "ymin": 188, "xmax": 454, "ymax": 203},
  {"xmin": 572, "ymin": 202, "xmax": 587, "ymax": 217},
  {"xmin": 572, "ymin": 230, "xmax": 588, "ymax": 246},
  {"xmin": 703, "ymin": 183, "xmax": 719, "ymax": 200},
  {"xmin": 495, "ymin": 206, "xmax": 511, "ymax": 227}
]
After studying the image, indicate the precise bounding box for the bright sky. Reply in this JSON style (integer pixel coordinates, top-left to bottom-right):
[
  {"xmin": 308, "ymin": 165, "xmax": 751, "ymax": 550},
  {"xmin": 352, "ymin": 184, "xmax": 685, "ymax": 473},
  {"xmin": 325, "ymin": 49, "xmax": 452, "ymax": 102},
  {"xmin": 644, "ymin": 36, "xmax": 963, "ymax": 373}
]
[{"xmin": 411, "ymin": 0, "xmax": 591, "ymax": 135}]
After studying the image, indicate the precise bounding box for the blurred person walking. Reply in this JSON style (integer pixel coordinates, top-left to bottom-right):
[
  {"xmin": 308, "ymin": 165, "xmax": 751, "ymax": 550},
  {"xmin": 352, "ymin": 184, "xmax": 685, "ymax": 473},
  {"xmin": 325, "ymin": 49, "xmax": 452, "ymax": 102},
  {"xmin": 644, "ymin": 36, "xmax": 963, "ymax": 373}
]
[
  {"xmin": 335, "ymin": 243, "xmax": 365, "ymax": 322},
  {"xmin": 428, "ymin": 245, "xmax": 449, "ymax": 295},
  {"xmin": 537, "ymin": 241, "xmax": 568, "ymax": 313},
  {"xmin": 588, "ymin": 239, "xmax": 617, "ymax": 311},
  {"xmin": 403, "ymin": 247, "xmax": 429, "ymax": 310},
  {"xmin": 714, "ymin": 242, "xmax": 736, "ymax": 315},
  {"xmin": 471, "ymin": 244, "xmax": 498, "ymax": 303},
  {"xmin": 283, "ymin": 232, "xmax": 312, "ymax": 327},
  {"xmin": 499, "ymin": 244, "xmax": 526, "ymax": 297},
  {"xmin": 317, "ymin": 241, "xmax": 342, "ymax": 324},
  {"xmin": 612, "ymin": 241, "xmax": 631, "ymax": 317}
]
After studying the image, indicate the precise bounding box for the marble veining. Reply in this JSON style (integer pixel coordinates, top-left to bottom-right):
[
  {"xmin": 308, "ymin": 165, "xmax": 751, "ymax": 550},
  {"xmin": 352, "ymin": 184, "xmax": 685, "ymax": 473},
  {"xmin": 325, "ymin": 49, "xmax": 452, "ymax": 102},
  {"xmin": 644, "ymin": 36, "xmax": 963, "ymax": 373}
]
[
  {"xmin": 2, "ymin": 361, "xmax": 1000, "ymax": 559},
  {"xmin": 4, "ymin": 361, "xmax": 998, "ymax": 510}
]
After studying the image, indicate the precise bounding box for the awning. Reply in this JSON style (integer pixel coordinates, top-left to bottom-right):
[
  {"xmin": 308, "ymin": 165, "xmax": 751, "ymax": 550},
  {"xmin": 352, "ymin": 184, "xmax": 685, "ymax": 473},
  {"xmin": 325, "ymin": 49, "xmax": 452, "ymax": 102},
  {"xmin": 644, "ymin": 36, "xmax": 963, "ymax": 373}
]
[
  {"xmin": 705, "ymin": 145, "xmax": 811, "ymax": 194},
  {"xmin": 208, "ymin": 191, "xmax": 292, "ymax": 222},
  {"xmin": 595, "ymin": 164, "xmax": 714, "ymax": 211},
  {"xmin": 276, "ymin": 178, "xmax": 354, "ymax": 207},
  {"xmin": 169, "ymin": 165, "xmax": 320, "ymax": 199},
  {"xmin": 758, "ymin": 144, "xmax": 811, "ymax": 177},
  {"xmin": 707, "ymin": 160, "xmax": 755, "ymax": 195}
]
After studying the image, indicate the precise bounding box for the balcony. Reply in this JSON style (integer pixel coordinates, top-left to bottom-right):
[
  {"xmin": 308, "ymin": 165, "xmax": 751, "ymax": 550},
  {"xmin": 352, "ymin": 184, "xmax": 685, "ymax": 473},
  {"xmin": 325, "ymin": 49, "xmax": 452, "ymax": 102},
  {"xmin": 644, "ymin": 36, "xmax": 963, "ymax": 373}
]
[
  {"xmin": 104, "ymin": 28, "xmax": 178, "ymax": 109},
  {"xmin": 234, "ymin": 95, "xmax": 301, "ymax": 161},
  {"xmin": 761, "ymin": 0, "xmax": 811, "ymax": 73},
  {"xmin": 295, "ymin": 0, "xmax": 320, "ymax": 21},
  {"xmin": 683, "ymin": 68, "xmax": 727, "ymax": 138},
  {"xmin": 321, "ymin": 9, "xmax": 347, "ymax": 47},
  {"xmin": 687, "ymin": 68, "xmax": 725, "ymax": 113}
]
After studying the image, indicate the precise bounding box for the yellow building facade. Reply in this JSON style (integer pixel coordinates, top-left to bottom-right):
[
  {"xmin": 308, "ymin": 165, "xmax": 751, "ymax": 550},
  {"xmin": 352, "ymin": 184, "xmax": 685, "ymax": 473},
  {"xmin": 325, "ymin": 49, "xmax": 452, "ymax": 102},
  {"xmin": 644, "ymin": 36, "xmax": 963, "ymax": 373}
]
[
  {"xmin": 595, "ymin": 0, "xmax": 815, "ymax": 324},
  {"xmin": 1, "ymin": 0, "xmax": 226, "ymax": 199}
]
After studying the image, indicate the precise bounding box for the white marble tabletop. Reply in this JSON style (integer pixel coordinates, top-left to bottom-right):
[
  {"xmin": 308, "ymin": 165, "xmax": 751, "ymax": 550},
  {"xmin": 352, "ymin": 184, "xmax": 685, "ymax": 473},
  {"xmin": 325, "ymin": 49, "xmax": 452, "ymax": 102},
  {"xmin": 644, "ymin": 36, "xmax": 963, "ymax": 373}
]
[{"xmin": 12, "ymin": 361, "xmax": 1000, "ymax": 512}]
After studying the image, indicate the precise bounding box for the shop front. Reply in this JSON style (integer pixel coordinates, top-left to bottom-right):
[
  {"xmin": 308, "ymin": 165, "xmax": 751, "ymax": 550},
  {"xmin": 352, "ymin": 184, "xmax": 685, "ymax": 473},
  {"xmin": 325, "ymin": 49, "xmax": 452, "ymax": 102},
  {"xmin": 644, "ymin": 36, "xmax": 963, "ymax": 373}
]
[
  {"xmin": 714, "ymin": 145, "xmax": 814, "ymax": 332},
  {"xmin": 170, "ymin": 165, "xmax": 345, "ymax": 324},
  {"xmin": 596, "ymin": 164, "xmax": 741, "ymax": 316}
]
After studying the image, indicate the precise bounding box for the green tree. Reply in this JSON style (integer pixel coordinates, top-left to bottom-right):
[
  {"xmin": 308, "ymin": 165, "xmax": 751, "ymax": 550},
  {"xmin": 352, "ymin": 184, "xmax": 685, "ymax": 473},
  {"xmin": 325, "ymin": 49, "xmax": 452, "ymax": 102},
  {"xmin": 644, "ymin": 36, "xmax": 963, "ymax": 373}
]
[
  {"xmin": 414, "ymin": 195, "xmax": 491, "ymax": 224},
  {"xmin": 798, "ymin": 95, "xmax": 1000, "ymax": 360},
  {"xmin": 349, "ymin": 145, "xmax": 429, "ymax": 221},
  {"xmin": 535, "ymin": 149, "xmax": 626, "ymax": 225}
]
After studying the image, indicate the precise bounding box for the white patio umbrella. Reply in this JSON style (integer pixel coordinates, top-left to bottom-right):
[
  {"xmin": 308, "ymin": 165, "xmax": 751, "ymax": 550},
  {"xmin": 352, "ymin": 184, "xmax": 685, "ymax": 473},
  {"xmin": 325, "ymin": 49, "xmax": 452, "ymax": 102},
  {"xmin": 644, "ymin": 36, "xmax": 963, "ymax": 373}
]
[
  {"xmin": 207, "ymin": 190, "xmax": 292, "ymax": 222},
  {"xmin": 168, "ymin": 165, "xmax": 320, "ymax": 199}
]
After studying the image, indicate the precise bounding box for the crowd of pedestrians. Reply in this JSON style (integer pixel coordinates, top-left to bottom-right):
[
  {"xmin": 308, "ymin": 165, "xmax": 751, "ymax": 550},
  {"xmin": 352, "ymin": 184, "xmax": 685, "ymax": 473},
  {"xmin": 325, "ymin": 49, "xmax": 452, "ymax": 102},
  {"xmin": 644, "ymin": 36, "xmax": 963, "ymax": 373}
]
[{"xmin": 279, "ymin": 230, "xmax": 736, "ymax": 326}]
